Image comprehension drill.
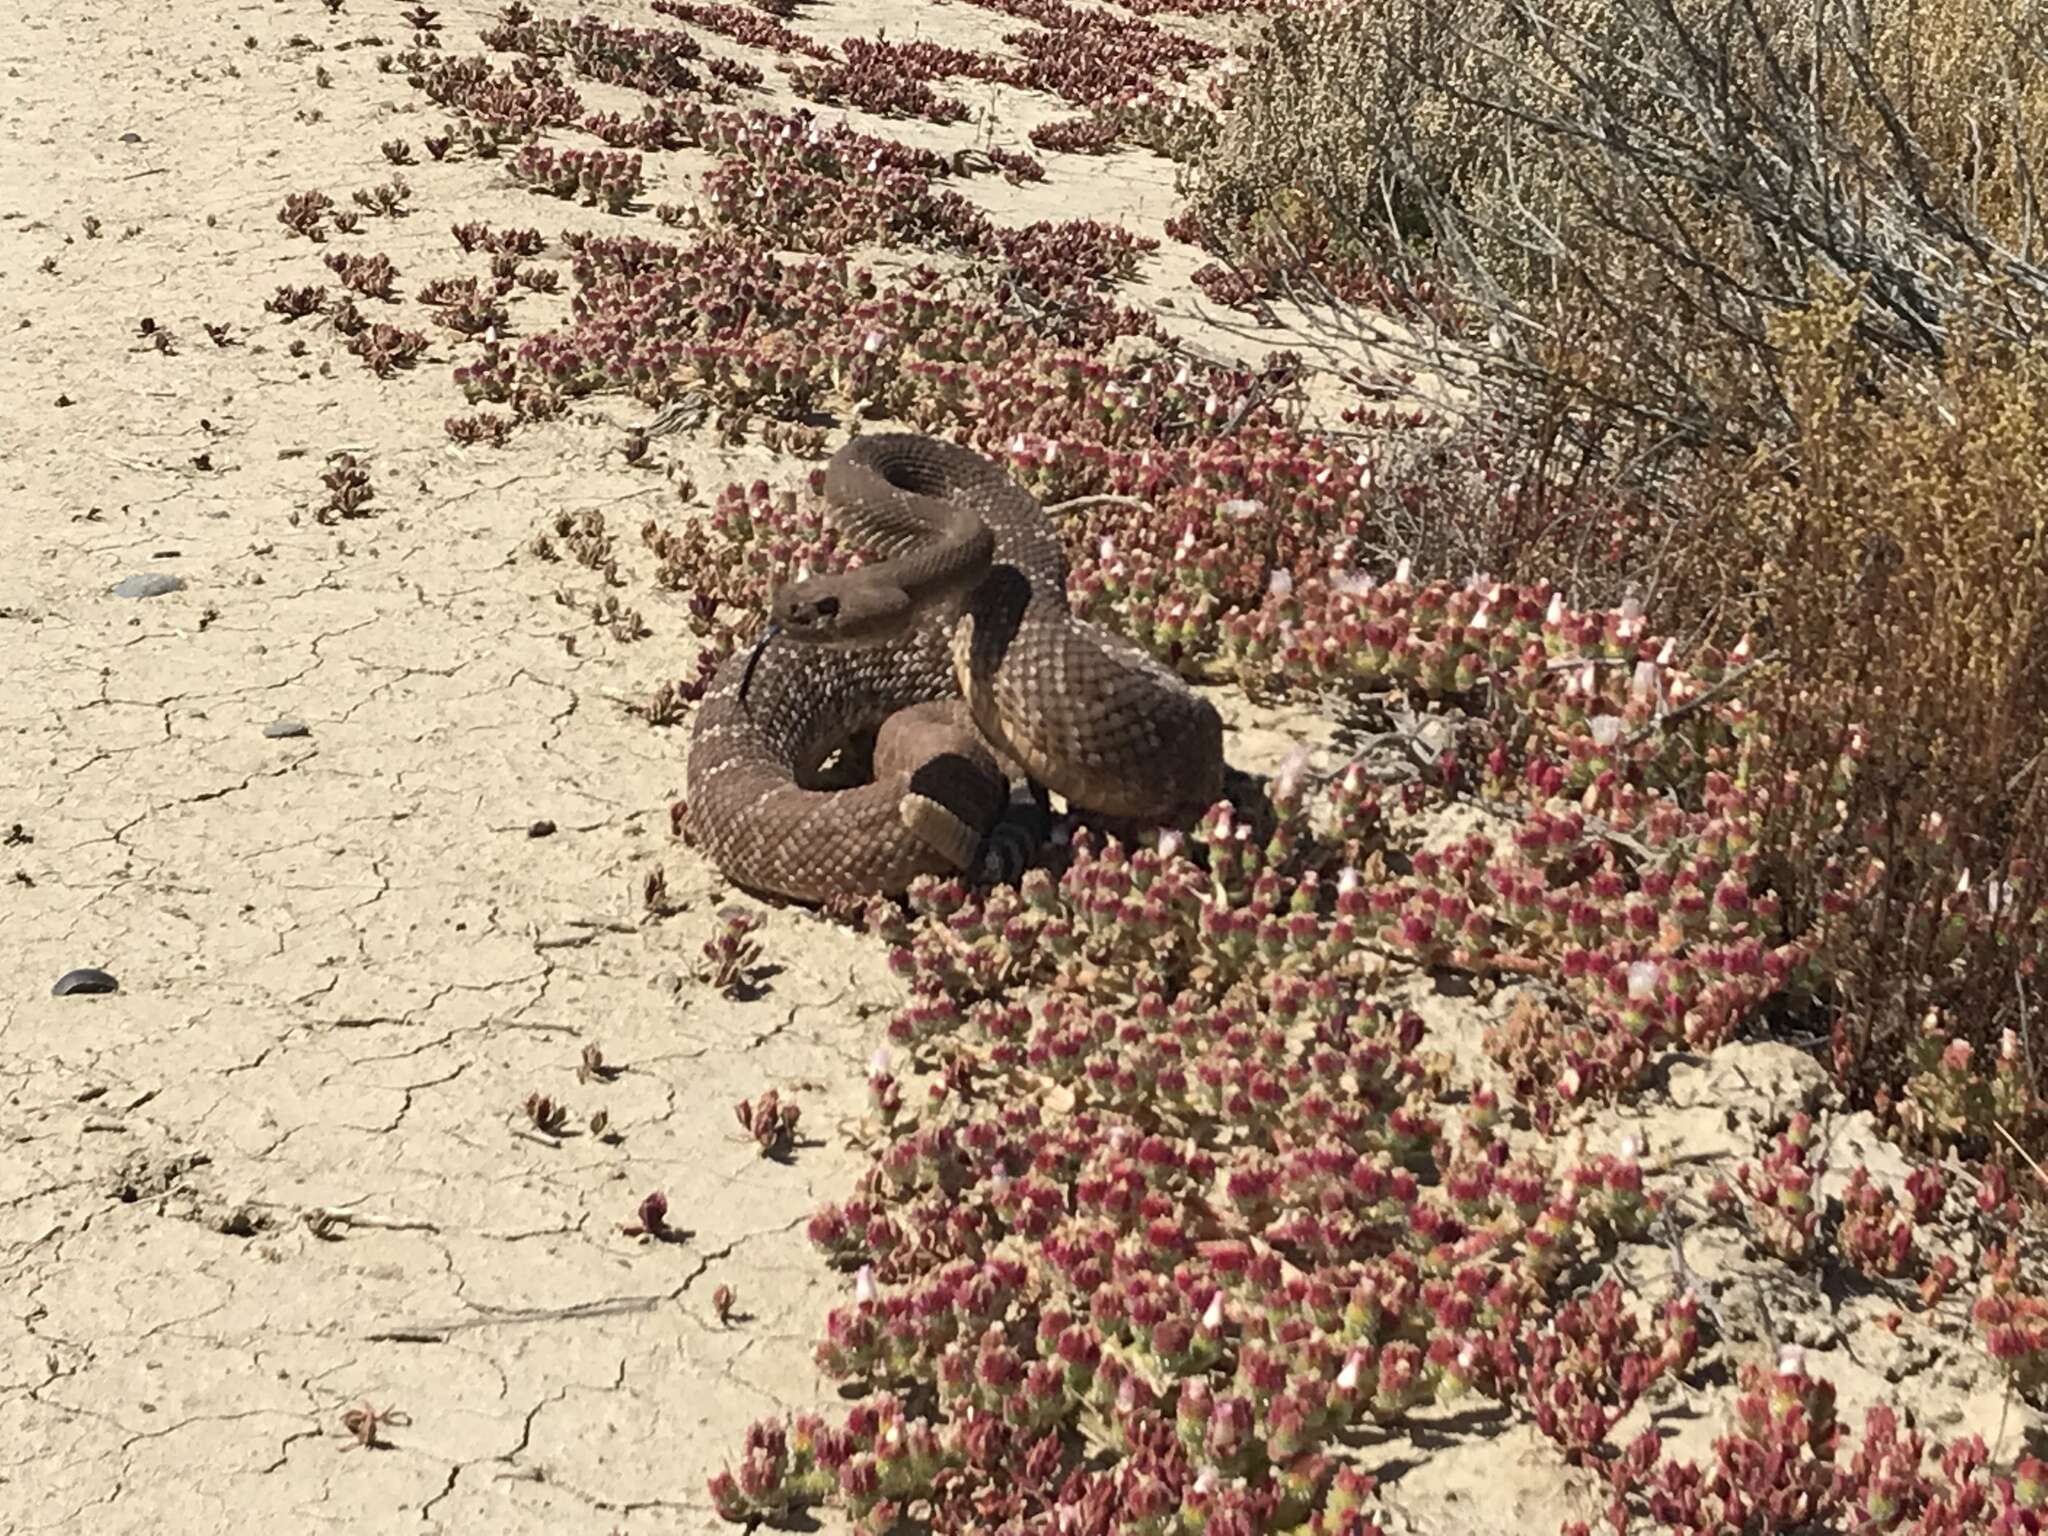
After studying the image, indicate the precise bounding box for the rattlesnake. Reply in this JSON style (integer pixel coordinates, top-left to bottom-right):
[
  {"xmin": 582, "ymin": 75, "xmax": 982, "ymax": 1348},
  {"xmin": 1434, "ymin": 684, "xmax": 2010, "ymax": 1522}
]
[{"xmin": 685, "ymin": 433, "xmax": 1227, "ymax": 904}]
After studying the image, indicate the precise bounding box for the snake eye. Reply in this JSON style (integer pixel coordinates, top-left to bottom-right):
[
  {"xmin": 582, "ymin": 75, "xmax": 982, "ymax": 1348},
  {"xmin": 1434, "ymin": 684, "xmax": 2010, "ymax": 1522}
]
[{"xmin": 782, "ymin": 593, "xmax": 839, "ymax": 628}]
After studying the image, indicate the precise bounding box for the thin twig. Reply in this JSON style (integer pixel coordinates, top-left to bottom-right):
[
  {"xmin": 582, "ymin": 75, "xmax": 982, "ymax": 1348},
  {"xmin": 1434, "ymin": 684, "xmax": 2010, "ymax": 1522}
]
[
  {"xmin": 1993, "ymin": 1120, "xmax": 2048, "ymax": 1200},
  {"xmin": 363, "ymin": 1291, "xmax": 682, "ymax": 1342},
  {"xmin": 1620, "ymin": 651, "xmax": 1785, "ymax": 748},
  {"xmin": 1658, "ymin": 1207, "xmax": 1739, "ymax": 1344},
  {"xmin": 1043, "ymin": 494, "xmax": 1158, "ymax": 517}
]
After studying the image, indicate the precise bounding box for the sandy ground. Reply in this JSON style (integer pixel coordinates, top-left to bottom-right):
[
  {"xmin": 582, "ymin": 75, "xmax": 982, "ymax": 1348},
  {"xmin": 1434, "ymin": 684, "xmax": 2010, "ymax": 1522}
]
[
  {"xmin": 1, "ymin": 1, "xmax": 2037, "ymax": 1533},
  {"xmin": 2, "ymin": 4, "xmax": 906, "ymax": 1528}
]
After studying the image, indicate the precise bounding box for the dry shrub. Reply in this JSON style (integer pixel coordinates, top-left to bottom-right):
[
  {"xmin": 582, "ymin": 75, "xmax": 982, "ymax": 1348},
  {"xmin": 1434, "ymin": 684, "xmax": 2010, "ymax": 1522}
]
[
  {"xmin": 1728, "ymin": 294, "xmax": 2048, "ymax": 1148},
  {"xmin": 1187, "ymin": 0, "xmax": 2048, "ymax": 472},
  {"xmin": 1193, "ymin": 0, "xmax": 2048, "ymax": 1141}
]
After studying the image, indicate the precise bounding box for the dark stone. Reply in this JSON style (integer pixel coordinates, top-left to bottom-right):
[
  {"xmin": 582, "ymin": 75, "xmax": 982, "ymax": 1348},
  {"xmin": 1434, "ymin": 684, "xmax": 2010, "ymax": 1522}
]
[
  {"xmin": 52, "ymin": 968, "xmax": 119, "ymax": 996},
  {"xmin": 262, "ymin": 720, "xmax": 310, "ymax": 738}
]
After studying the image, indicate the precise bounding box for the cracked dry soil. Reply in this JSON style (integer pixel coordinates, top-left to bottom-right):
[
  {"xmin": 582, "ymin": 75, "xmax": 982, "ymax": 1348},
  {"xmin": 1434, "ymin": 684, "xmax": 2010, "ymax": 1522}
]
[
  {"xmin": 3, "ymin": 1, "xmax": 2039, "ymax": 1534},
  {"xmin": 1, "ymin": 3, "xmax": 912, "ymax": 1529}
]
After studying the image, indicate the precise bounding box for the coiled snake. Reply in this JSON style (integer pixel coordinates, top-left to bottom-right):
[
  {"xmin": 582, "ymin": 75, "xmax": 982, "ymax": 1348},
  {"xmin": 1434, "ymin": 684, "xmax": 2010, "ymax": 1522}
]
[{"xmin": 686, "ymin": 434, "xmax": 1226, "ymax": 904}]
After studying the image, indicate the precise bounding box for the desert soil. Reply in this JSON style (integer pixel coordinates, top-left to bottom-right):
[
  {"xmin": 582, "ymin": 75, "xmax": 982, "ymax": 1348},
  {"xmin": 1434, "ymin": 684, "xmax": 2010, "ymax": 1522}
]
[{"xmin": 0, "ymin": 1, "xmax": 2035, "ymax": 1533}]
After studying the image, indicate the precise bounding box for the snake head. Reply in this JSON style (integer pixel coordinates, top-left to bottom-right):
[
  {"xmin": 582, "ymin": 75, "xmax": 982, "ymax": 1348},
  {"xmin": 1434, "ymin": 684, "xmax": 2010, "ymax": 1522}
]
[{"xmin": 769, "ymin": 574, "xmax": 916, "ymax": 645}]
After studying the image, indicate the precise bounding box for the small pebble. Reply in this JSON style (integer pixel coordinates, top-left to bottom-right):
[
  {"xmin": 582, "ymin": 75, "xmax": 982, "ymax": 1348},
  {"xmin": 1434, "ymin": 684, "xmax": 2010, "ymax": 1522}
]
[
  {"xmin": 262, "ymin": 720, "xmax": 309, "ymax": 739},
  {"xmin": 120, "ymin": 131, "xmax": 142, "ymax": 143},
  {"xmin": 52, "ymin": 968, "xmax": 119, "ymax": 997},
  {"xmin": 527, "ymin": 819, "xmax": 557, "ymax": 838},
  {"xmin": 111, "ymin": 572, "xmax": 184, "ymax": 599}
]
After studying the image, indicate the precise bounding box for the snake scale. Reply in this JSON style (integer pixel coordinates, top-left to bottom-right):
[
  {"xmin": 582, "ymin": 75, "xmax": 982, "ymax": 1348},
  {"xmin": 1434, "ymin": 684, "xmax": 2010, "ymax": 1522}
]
[{"xmin": 685, "ymin": 433, "xmax": 1227, "ymax": 904}]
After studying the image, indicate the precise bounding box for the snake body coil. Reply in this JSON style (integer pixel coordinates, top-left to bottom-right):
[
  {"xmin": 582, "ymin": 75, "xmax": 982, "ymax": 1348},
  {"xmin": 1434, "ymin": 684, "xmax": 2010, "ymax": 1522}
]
[{"xmin": 686, "ymin": 434, "xmax": 1225, "ymax": 903}]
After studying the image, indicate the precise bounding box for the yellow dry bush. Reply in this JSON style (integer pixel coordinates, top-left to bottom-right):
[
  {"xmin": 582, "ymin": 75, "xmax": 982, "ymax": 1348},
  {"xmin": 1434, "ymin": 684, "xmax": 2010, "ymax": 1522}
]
[
  {"xmin": 1859, "ymin": 0, "xmax": 2048, "ymax": 255},
  {"xmin": 1188, "ymin": 0, "xmax": 2048, "ymax": 461},
  {"xmin": 1731, "ymin": 293, "xmax": 2048, "ymax": 1109}
]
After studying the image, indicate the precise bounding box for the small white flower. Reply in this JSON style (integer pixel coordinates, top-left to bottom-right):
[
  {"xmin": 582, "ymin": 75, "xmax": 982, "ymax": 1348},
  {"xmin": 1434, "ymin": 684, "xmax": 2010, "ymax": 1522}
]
[
  {"xmin": 1626, "ymin": 961, "xmax": 1659, "ymax": 1002},
  {"xmin": 855, "ymin": 1266, "xmax": 878, "ymax": 1305},
  {"xmin": 1337, "ymin": 1350, "xmax": 1364, "ymax": 1390},
  {"xmin": 869, "ymin": 1048, "xmax": 891, "ymax": 1076},
  {"xmin": 1202, "ymin": 1291, "xmax": 1225, "ymax": 1330},
  {"xmin": 1276, "ymin": 743, "xmax": 1312, "ymax": 799},
  {"xmin": 1268, "ymin": 568, "xmax": 1294, "ymax": 599},
  {"xmin": 1589, "ymin": 716, "xmax": 1623, "ymax": 748}
]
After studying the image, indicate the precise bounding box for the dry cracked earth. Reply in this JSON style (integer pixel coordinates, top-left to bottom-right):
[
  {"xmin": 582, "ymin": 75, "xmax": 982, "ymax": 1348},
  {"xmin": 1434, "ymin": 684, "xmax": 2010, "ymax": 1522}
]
[
  {"xmin": 2, "ymin": 3, "xmax": 929, "ymax": 1528},
  {"xmin": 1, "ymin": 1, "xmax": 2039, "ymax": 1533}
]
